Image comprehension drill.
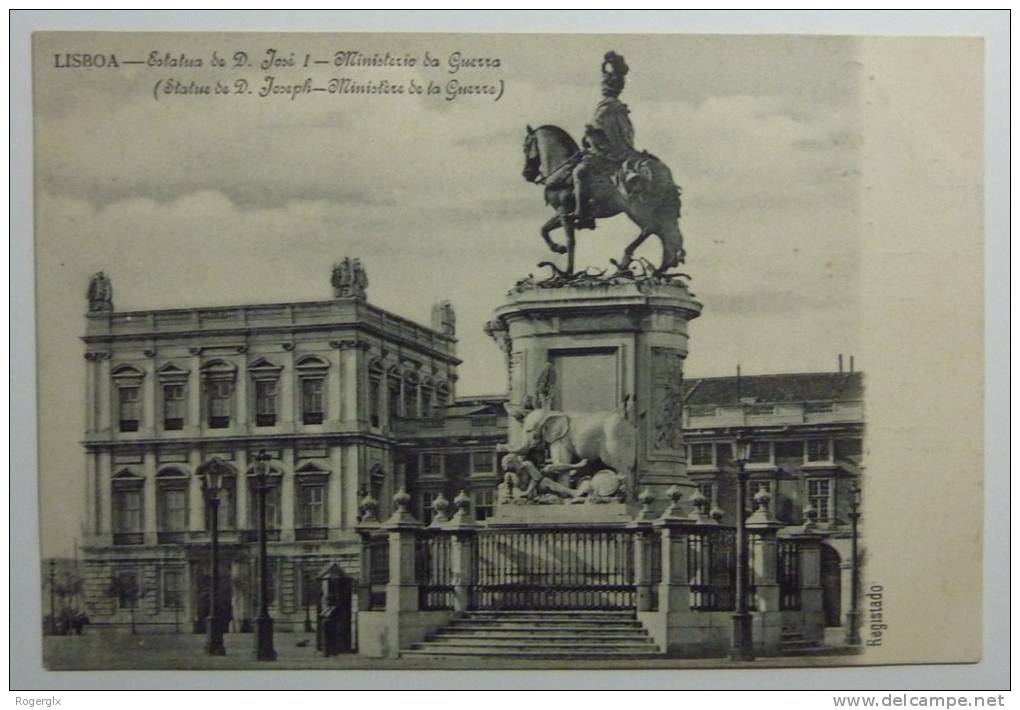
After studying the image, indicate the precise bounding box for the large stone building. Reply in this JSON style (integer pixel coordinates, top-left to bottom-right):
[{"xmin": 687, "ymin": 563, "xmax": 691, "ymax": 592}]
[
  {"xmin": 79, "ymin": 265, "xmax": 460, "ymax": 632},
  {"xmin": 79, "ymin": 268, "xmax": 863, "ymax": 638}
]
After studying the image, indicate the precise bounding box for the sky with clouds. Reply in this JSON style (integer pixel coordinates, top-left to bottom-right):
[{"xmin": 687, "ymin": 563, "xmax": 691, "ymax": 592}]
[{"xmin": 34, "ymin": 32, "xmax": 863, "ymax": 554}]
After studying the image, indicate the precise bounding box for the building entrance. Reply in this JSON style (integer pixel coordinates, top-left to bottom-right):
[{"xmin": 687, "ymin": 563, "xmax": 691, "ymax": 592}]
[{"xmin": 821, "ymin": 544, "xmax": 842, "ymax": 627}]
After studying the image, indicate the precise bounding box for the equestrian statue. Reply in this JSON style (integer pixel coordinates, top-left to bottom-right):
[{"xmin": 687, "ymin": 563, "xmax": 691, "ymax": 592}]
[{"xmin": 521, "ymin": 51, "xmax": 685, "ymax": 277}]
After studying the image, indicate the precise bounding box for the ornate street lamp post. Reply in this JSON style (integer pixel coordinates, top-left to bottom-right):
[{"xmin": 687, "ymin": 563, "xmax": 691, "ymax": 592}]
[
  {"xmin": 845, "ymin": 483, "xmax": 862, "ymax": 645},
  {"xmin": 253, "ymin": 449, "xmax": 277, "ymax": 661},
  {"xmin": 198, "ymin": 457, "xmax": 228, "ymax": 656},
  {"xmin": 729, "ymin": 434, "xmax": 754, "ymax": 662}
]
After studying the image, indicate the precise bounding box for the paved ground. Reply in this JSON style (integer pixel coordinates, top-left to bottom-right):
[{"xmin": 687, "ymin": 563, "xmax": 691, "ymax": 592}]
[{"xmin": 43, "ymin": 630, "xmax": 860, "ymax": 671}]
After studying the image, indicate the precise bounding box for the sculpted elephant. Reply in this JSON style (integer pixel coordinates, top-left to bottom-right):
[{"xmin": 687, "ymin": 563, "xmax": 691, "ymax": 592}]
[{"xmin": 501, "ymin": 403, "xmax": 637, "ymax": 494}]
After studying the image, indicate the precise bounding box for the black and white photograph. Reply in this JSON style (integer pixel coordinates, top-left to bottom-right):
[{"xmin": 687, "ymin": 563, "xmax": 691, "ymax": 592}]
[{"xmin": 14, "ymin": 13, "xmax": 1002, "ymax": 691}]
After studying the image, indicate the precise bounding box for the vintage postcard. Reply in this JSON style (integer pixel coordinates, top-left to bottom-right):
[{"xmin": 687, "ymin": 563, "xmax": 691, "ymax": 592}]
[{"xmin": 30, "ymin": 29, "xmax": 984, "ymax": 672}]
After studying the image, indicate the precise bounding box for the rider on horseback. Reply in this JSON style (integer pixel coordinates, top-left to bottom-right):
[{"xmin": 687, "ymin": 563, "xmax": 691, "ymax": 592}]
[{"xmin": 572, "ymin": 51, "xmax": 636, "ymax": 230}]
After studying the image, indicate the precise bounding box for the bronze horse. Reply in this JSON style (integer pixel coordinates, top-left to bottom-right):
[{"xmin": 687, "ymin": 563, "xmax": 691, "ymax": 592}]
[{"xmin": 521, "ymin": 124, "xmax": 685, "ymax": 275}]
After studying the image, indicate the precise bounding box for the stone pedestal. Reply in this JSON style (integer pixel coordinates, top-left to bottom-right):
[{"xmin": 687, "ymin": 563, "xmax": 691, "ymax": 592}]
[
  {"xmin": 490, "ymin": 279, "xmax": 702, "ymax": 508},
  {"xmin": 488, "ymin": 501, "xmax": 632, "ymax": 526}
]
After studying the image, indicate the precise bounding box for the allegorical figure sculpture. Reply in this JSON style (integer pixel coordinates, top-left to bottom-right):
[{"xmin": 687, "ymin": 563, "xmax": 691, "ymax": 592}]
[
  {"xmin": 498, "ymin": 399, "xmax": 635, "ymax": 504},
  {"xmin": 87, "ymin": 271, "xmax": 113, "ymax": 312},
  {"xmin": 521, "ymin": 51, "xmax": 685, "ymax": 277},
  {"xmin": 331, "ymin": 258, "xmax": 368, "ymax": 300}
]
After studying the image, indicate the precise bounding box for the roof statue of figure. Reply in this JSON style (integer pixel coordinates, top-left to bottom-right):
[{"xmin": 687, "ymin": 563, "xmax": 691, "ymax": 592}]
[
  {"xmin": 332, "ymin": 258, "xmax": 368, "ymax": 301},
  {"xmin": 87, "ymin": 271, "xmax": 113, "ymax": 312}
]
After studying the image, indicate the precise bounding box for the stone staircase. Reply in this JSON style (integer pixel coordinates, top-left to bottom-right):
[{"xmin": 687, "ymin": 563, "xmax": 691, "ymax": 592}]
[
  {"xmin": 402, "ymin": 610, "xmax": 662, "ymax": 659},
  {"xmin": 779, "ymin": 628, "xmax": 825, "ymax": 655}
]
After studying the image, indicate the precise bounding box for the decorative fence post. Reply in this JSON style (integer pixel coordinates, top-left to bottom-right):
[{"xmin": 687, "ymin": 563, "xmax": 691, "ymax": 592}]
[
  {"xmin": 383, "ymin": 489, "xmax": 422, "ymax": 615},
  {"xmin": 780, "ymin": 505, "xmax": 825, "ymax": 645},
  {"xmin": 648, "ymin": 485, "xmax": 697, "ymax": 654},
  {"xmin": 442, "ymin": 490, "xmax": 478, "ymax": 613},
  {"xmin": 354, "ymin": 492, "xmax": 380, "ymax": 613},
  {"xmin": 628, "ymin": 489, "xmax": 658, "ymax": 612},
  {"xmin": 745, "ymin": 489, "xmax": 784, "ymax": 653}
]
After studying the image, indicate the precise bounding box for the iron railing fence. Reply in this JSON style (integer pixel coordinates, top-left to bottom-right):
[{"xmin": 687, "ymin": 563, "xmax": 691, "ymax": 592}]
[
  {"xmin": 415, "ymin": 531, "xmax": 455, "ymax": 610},
  {"xmin": 687, "ymin": 527, "xmax": 737, "ymax": 611},
  {"xmin": 366, "ymin": 533, "xmax": 390, "ymax": 610},
  {"xmin": 471, "ymin": 528, "xmax": 636, "ymax": 610},
  {"xmin": 778, "ymin": 540, "xmax": 802, "ymax": 610}
]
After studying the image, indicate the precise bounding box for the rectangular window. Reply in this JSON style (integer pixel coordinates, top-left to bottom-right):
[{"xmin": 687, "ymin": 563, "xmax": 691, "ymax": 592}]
[
  {"xmin": 690, "ymin": 443, "xmax": 714, "ymax": 466},
  {"xmin": 807, "ymin": 478, "xmax": 832, "ymax": 522},
  {"xmin": 162, "ymin": 569, "xmax": 183, "ymax": 610},
  {"xmin": 255, "ymin": 380, "xmax": 277, "ymax": 427},
  {"xmin": 806, "ymin": 439, "xmax": 831, "ymax": 462},
  {"xmin": 159, "ymin": 487, "xmax": 188, "ymax": 531},
  {"xmin": 302, "ymin": 378, "xmax": 325, "ymax": 425},
  {"xmin": 250, "ymin": 482, "xmax": 282, "ymax": 530},
  {"xmin": 748, "ymin": 441, "xmax": 771, "ymax": 464},
  {"xmin": 207, "ymin": 380, "xmax": 232, "ymax": 428},
  {"xmin": 369, "ymin": 378, "xmax": 381, "ymax": 428},
  {"xmin": 419, "ymin": 491, "xmax": 434, "ymax": 525},
  {"xmin": 422, "ymin": 453, "xmax": 442, "ymax": 476},
  {"xmin": 472, "ymin": 451, "xmax": 494, "ymax": 474},
  {"xmin": 114, "ymin": 488, "xmax": 142, "ymax": 533},
  {"xmin": 388, "ymin": 380, "xmax": 400, "ymax": 422},
  {"xmin": 421, "ymin": 389, "xmax": 433, "ymax": 418},
  {"xmin": 474, "ymin": 489, "xmax": 494, "ymax": 521},
  {"xmin": 119, "ymin": 386, "xmax": 140, "ymax": 432},
  {"xmin": 162, "ymin": 384, "xmax": 184, "ymax": 430},
  {"xmin": 834, "ymin": 438, "xmax": 863, "ymax": 460},
  {"xmin": 300, "ymin": 484, "xmax": 326, "ymax": 528},
  {"xmin": 698, "ymin": 482, "xmax": 716, "ymax": 505},
  {"xmin": 403, "ymin": 384, "xmax": 418, "ymax": 419},
  {"xmin": 115, "ymin": 570, "xmax": 139, "ymax": 609},
  {"xmin": 775, "ymin": 440, "xmax": 804, "ymax": 461},
  {"xmin": 445, "ymin": 453, "xmax": 470, "ymax": 479}
]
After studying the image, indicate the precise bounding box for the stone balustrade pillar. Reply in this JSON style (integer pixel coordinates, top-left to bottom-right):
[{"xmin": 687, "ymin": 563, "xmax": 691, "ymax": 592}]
[
  {"xmin": 442, "ymin": 490, "xmax": 478, "ymax": 613},
  {"xmin": 628, "ymin": 488, "xmax": 658, "ymax": 612},
  {"xmin": 745, "ymin": 489, "xmax": 784, "ymax": 652},
  {"xmin": 382, "ymin": 490, "xmax": 422, "ymax": 614},
  {"xmin": 354, "ymin": 493, "xmax": 379, "ymax": 613}
]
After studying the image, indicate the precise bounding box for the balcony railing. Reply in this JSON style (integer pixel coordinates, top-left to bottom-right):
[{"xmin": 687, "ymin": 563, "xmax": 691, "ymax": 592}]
[
  {"xmin": 295, "ymin": 527, "xmax": 328, "ymax": 541},
  {"xmin": 113, "ymin": 532, "xmax": 144, "ymax": 546}
]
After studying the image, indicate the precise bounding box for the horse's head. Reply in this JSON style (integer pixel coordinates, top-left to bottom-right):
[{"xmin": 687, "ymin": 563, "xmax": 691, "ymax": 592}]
[{"xmin": 522, "ymin": 124, "xmax": 541, "ymax": 183}]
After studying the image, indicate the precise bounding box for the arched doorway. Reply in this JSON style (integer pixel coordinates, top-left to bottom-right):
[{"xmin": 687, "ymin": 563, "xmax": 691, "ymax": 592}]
[{"xmin": 821, "ymin": 544, "xmax": 842, "ymax": 627}]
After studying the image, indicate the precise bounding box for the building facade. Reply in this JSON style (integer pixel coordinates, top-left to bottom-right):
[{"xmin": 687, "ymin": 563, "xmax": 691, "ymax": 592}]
[
  {"xmin": 80, "ymin": 270, "xmax": 460, "ymax": 632},
  {"xmin": 79, "ymin": 271, "xmax": 863, "ymax": 637}
]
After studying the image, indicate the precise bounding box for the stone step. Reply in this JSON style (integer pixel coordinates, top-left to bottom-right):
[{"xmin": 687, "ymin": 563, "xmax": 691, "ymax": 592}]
[
  {"xmin": 461, "ymin": 610, "xmax": 635, "ymax": 615},
  {"xmin": 457, "ymin": 613, "xmax": 636, "ymax": 622},
  {"xmin": 446, "ymin": 620, "xmax": 636, "ymax": 624},
  {"xmin": 403, "ymin": 647, "xmax": 662, "ymax": 659},
  {"xmin": 448, "ymin": 620, "xmax": 644, "ymax": 630},
  {"xmin": 422, "ymin": 635, "xmax": 658, "ymax": 648},
  {"xmin": 432, "ymin": 631, "xmax": 655, "ymax": 643},
  {"xmin": 441, "ymin": 625, "xmax": 648, "ymax": 635},
  {"xmin": 411, "ymin": 641, "xmax": 660, "ymax": 655},
  {"xmin": 780, "ymin": 639, "xmax": 819, "ymax": 650}
]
